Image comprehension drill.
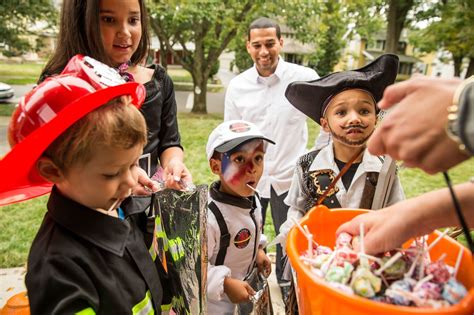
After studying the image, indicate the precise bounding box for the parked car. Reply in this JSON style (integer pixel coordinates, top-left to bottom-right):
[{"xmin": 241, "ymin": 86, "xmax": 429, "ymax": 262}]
[{"xmin": 0, "ymin": 82, "xmax": 14, "ymax": 99}]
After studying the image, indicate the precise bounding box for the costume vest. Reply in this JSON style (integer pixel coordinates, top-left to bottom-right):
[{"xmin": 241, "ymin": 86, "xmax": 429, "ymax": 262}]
[{"xmin": 298, "ymin": 150, "xmax": 380, "ymax": 212}]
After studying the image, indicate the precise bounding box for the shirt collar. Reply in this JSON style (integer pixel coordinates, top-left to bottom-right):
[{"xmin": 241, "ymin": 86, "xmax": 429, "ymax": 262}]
[
  {"xmin": 210, "ymin": 181, "xmax": 257, "ymax": 209},
  {"xmin": 47, "ymin": 186, "xmax": 132, "ymax": 257},
  {"xmin": 250, "ymin": 56, "xmax": 286, "ymax": 84},
  {"xmin": 309, "ymin": 143, "xmax": 383, "ymax": 173}
]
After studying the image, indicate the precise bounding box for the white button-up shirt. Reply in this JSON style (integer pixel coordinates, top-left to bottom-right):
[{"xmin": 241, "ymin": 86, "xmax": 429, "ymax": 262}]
[
  {"xmin": 279, "ymin": 143, "xmax": 405, "ymax": 244},
  {"xmin": 225, "ymin": 58, "xmax": 330, "ymax": 198}
]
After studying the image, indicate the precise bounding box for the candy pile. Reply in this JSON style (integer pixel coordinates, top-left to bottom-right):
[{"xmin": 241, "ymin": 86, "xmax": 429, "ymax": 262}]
[{"xmin": 296, "ymin": 222, "xmax": 468, "ymax": 308}]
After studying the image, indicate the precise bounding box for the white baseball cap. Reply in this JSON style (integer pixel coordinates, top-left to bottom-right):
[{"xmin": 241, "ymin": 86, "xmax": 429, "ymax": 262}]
[{"xmin": 206, "ymin": 120, "xmax": 275, "ymax": 160}]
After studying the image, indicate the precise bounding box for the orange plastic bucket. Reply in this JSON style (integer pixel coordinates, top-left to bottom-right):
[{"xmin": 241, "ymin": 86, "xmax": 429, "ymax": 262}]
[{"xmin": 286, "ymin": 205, "xmax": 474, "ymax": 315}]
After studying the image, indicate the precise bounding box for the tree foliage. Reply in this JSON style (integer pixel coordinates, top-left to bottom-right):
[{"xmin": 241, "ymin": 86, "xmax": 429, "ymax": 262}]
[
  {"xmin": 148, "ymin": 0, "xmax": 266, "ymax": 113},
  {"xmin": 0, "ymin": 0, "xmax": 57, "ymax": 56},
  {"xmin": 410, "ymin": 0, "xmax": 474, "ymax": 77}
]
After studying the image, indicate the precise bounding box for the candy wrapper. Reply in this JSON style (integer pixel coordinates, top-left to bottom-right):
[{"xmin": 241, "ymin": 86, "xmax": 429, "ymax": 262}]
[{"xmin": 237, "ymin": 267, "xmax": 273, "ymax": 315}]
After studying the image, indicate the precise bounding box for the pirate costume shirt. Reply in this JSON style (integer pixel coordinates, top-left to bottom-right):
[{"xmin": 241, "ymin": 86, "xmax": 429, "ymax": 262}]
[
  {"xmin": 280, "ymin": 54, "xmax": 405, "ymax": 247},
  {"xmin": 279, "ymin": 143, "xmax": 405, "ymax": 241},
  {"xmin": 26, "ymin": 187, "xmax": 164, "ymax": 314},
  {"xmin": 207, "ymin": 181, "xmax": 266, "ymax": 314}
]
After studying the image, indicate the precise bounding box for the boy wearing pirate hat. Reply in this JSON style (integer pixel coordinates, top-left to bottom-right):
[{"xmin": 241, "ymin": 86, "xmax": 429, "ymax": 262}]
[
  {"xmin": 279, "ymin": 54, "xmax": 405, "ymax": 245},
  {"xmin": 0, "ymin": 56, "xmax": 168, "ymax": 314},
  {"xmin": 206, "ymin": 120, "xmax": 274, "ymax": 314}
]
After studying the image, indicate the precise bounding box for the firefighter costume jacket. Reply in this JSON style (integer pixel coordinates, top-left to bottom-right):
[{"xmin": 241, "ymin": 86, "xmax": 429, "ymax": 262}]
[
  {"xmin": 25, "ymin": 186, "xmax": 164, "ymax": 314},
  {"xmin": 207, "ymin": 181, "xmax": 265, "ymax": 315}
]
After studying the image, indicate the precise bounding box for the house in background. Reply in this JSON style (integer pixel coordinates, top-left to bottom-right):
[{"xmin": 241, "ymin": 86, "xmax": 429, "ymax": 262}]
[
  {"xmin": 150, "ymin": 37, "xmax": 193, "ymax": 66},
  {"xmin": 279, "ymin": 25, "xmax": 315, "ymax": 66},
  {"xmin": 335, "ymin": 30, "xmax": 420, "ymax": 81}
]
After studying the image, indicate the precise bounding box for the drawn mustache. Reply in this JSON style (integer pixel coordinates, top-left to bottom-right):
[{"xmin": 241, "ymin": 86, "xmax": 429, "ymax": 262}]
[{"xmin": 342, "ymin": 124, "xmax": 367, "ymax": 130}]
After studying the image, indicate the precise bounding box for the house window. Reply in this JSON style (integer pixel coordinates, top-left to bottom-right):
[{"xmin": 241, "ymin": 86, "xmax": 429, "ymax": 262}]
[
  {"xmin": 367, "ymin": 40, "xmax": 385, "ymax": 51},
  {"xmin": 285, "ymin": 53, "xmax": 303, "ymax": 65},
  {"xmin": 398, "ymin": 62, "xmax": 413, "ymax": 75},
  {"xmin": 397, "ymin": 41, "xmax": 407, "ymax": 54}
]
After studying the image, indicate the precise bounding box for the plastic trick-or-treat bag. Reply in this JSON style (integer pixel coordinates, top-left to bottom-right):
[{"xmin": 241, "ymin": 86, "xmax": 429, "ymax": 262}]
[
  {"xmin": 237, "ymin": 266, "xmax": 274, "ymax": 315},
  {"xmin": 122, "ymin": 185, "xmax": 208, "ymax": 314}
]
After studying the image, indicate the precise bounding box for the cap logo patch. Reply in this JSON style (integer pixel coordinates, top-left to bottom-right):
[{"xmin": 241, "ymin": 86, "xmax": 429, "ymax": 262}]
[
  {"xmin": 234, "ymin": 228, "xmax": 251, "ymax": 249},
  {"xmin": 229, "ymin": 122, "xmax": 251, "ymax": 133}
]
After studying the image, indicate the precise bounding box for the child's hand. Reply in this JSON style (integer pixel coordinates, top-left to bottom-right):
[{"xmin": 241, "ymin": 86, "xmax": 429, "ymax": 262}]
[
  {"xmin": 223, "ymin": 277, "xmax": 255, "ymax": 303},
  {"xmin": 133, "ymin": 167, "xmax": 161, "ymax": 195},
  {"xmin": 163, "ymin": 158, "xmax": 193, "ymax": 191},
  {"xmin": 256, "ymin": 249, "xmax": 271, "ymax": 277}
]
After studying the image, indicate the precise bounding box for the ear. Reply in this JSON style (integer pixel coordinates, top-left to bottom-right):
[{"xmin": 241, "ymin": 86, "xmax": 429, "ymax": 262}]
[
  {"xmin": 320, "ymin": 117, "xmax": 330, "ymax": 133},
  {"xmin": 246, "ymin": 40, "xmax": 251, "ymax": 54},
  {"xmin": 36, "ymin": 157, "xmax": 65, "ymax": 183},
  {"xmin": 279, "ymin": 37, "xmax": 284, "ymax": 48},
  {"xmin": 209, "ymin": 158, "xmax": 221, "ymax": 176}
]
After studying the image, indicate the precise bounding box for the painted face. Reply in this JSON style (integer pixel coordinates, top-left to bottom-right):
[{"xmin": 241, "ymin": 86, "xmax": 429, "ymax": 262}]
[
  {"xmin": 219, "ymin": 139, "xmax": 265, "ymax": 197},
  {"xmin": 246, "ymin": 27, "xmax": 283, "ymax": 77},
  {"xmin": 99, "ymin": 0, "xmax": 142, "ymax": 67},
  {"xmin": 321, "ymin": 89, "xmax": 377, "ymax": 147},
  {"xmin": 56, "ymin": 144, "xmax": 143, "ymax": 211}
]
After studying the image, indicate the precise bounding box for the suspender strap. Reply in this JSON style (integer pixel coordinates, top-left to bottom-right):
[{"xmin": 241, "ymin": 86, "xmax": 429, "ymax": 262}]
[
  {"xmin": 208, "ymin": 201, "xmax": 231, "ymax": 266},
  {"xmin": 359, "ymin": 172, "xmax": 379, "ymax": 209}
]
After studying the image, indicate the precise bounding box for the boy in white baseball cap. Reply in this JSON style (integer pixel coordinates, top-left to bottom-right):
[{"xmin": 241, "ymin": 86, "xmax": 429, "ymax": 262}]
[{"xmin": 206, "ymin": 120, "xmax": 274, "ymax": 314}]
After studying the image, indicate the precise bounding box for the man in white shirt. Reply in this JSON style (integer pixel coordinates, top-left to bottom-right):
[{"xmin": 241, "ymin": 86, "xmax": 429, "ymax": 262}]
[{"xmin": 224, "ymin": 17, "xmax": 329, "ymax": 300}]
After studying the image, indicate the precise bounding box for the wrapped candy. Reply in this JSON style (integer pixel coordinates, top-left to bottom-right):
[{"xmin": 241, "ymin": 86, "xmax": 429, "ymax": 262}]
[
  {"xmin": 442, "ymin": 278, "xmax": 468, "ymax": 305},
  {"xmin": 336, "ymin": 232, "xmax": 352, "ymax": 248},
  {"xmin": 325, "ymin": 261, "xmax": 354, "ymax": 284},
  {"xmin": 380, "ymin": 256, "xmax": 407, "ymax": 279},
  {"xmin": 334, "ymin": 247, "xmax": 359, "ymax": 266},
  {"xmin": 329, "ymin": 282, "xmax": 354, "ymax": 295},
  {"xmin": 413, "ymin": 281, "xmax": 442, "ymax": 301},
  {"xmin": 385, "ymin": 278, "xmax": 416, "ymax": 306},
  {"xmin": 426, "ymin": 260, "xmax": 450, "ymax": 284},
  {"xmin": 350, "ymin": 266, "xmax": 382, "ymax": 298},
  {"xmin": 317, "ymin": 245, "xmax": 333, "ymax": 255},
  {"xmin": 313, "ymin": 254, "xmax": 331, "ymax": 269}
]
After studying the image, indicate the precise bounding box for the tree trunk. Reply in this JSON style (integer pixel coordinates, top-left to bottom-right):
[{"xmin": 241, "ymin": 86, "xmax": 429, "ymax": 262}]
[
  {"xmin": 465, "ymin": 57, "xmax": 474, "ymax": 78},
  {"xmin": 191, "ymin": 73, "xmax": 208, "ymax": 114},
  {"xmin": 453, "ymin": 55, "xmax": 463, "ymax": 77},
  {"xmin": 159, "ymin": 48, "xmax": 168, "ymax": 70},
  {"xmin": 385, "ymin": 0, "xmax": 414, "ymax": 54}
]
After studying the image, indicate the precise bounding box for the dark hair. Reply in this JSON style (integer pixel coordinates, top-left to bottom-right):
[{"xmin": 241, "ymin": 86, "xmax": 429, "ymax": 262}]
[
  {"xmin": 247, "ymin": 17, "xmax": 281, "ymax": 40},
  {"xmin": 39, "ymin": 0, "xmax": 150, "ymax": 82}
]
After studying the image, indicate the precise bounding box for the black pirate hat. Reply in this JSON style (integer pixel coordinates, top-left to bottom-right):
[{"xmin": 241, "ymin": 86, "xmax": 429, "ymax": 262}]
[{"xmin": 285, "ymin": 54, "xmax": 399, "ymax": 125}]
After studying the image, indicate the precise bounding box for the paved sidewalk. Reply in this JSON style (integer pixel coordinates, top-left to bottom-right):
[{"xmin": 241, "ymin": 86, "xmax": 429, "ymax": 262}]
[{"xmin": 0, "ymin": 267, "xmax": 26, "ymax": 307}]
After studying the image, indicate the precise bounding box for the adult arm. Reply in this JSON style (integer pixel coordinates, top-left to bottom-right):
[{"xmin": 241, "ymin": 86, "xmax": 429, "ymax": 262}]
[
  {"xmin": 158, "ymin": 72, "xmax": 192, "ymax": 189},
  {"xmin": 337, "ymin": 182, "xmax": 474, "ymax": 255},
  {"xmin": 368, "ymin": 76, "xmax": 470, "ymax": 174},
  {"xmin": 224, "ymin": 82, "xmax": 242, "ymax": 121}
]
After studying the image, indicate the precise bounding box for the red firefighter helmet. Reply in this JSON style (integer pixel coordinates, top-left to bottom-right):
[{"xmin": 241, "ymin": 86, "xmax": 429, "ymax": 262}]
[{"xmin": 0, "ymin": 55, "xmax": 146, "ymax": 206}]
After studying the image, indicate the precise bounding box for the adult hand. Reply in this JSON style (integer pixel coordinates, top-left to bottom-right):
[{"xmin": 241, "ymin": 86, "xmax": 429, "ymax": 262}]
[
  {"xmin": 223, "ymin": 277, "xmax": 255, "ymax": 303},
  {"xmin": 162, "ymin": 157, "xmax": 193, "ymax": 190},
  {"xmin": 133, "ymin": 167, "xmax": 161, "ymax": 195},
  {"xmin": 337, "ymin": 198, "xmax": 427, "ymax": 255},
  {"xmin": 369, "ymin": 76, "xmax": 469, "ymax": 174}
]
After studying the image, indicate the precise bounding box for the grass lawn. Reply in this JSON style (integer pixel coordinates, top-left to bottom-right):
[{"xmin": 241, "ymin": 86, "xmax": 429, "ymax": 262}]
[
  {"xmin": 0, "ymin": 63, "xmax": 222, "ymax": 91},
  {"xmin": 1, "ymin": 112, "xmax": 473, "ymax": 267},
  {"xmin": 0, "ymin": 63, "xmax": 45, "ymax": 85}
]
